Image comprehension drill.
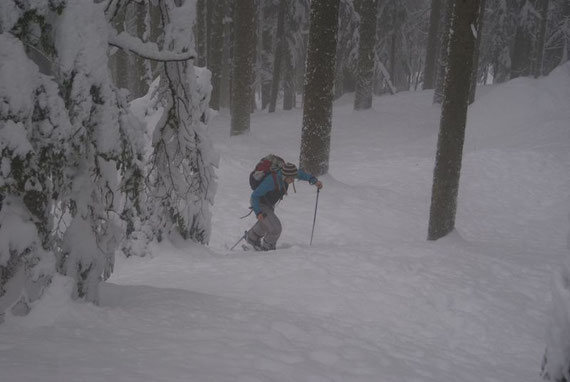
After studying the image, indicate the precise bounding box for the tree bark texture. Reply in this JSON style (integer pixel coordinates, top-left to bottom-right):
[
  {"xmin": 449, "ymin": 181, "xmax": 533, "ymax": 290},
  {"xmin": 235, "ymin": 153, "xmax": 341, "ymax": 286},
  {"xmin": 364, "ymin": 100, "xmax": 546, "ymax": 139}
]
[
  {"xmin": 534, "ymin": 0, "xmax": 550, "ymax": 78},
  {"xmin": 428, "ymin": 0, "xmax": 480, "ymax": 241},
  {"xmin": 260, "ymin": 5, "xmax": 274, "ymax": 110},
  {"xmin": 469, "ymin": 0, "xmax": 487, "ymax": 104},
  {"xmin": 300, "ymin": 0, "xmax": 341, "ymax": 176},
  {"xmin": 195, "ymin": 0, "xmax": 207, "ymax": 66},
  {"xmin": 208, "ymin": 0, "xmax": 226, "ymax": 110},
  {"xmin": 269, "ymin": 0, "xmax": 287, "ymax": 113},
  {"xmin": 354, "ymin": 0, "xmax": 378, "ymax": 110},
  {"xmin": 230, "ymin": 0, "xmax": 256, "ymax": 136},
  {"xmin": 433, "ymin": 0, "xmax": 453, "ymax": 104},
  {"xmin": 423, "ymin": 0, "xmax": 442, "ymax": 90}
]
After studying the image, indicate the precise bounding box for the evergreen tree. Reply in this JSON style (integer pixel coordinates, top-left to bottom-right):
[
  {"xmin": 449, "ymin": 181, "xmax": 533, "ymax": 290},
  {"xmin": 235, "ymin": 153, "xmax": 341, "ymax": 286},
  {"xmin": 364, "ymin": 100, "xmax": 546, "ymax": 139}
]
[
  {"xmin": 149, "ymin": 0, "xmax": 217, "ymax": 243},
  {"xmin": 428, "ymin": 0, "xmax": 481, "ymax": 241},
  {"xmin": 1, "ymin": 0, "xmax": 217, "ymax": 316},
  {"xmin": 299, "ymin": 0, "xmax": 341, "ymax": 176}
]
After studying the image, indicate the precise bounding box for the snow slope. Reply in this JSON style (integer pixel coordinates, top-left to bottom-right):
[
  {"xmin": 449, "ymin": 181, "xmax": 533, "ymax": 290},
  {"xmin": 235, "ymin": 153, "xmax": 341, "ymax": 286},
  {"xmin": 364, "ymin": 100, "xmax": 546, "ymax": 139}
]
[{"xmin": 1, "ymin": 64, "xmax": 569, "ymax": 382}]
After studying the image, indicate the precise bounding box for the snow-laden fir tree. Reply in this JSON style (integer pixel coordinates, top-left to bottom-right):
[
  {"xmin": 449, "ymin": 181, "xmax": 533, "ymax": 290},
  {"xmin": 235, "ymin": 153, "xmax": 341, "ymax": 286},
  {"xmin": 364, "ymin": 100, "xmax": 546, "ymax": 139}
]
[
  {"xmin": 1, "ymin": 0, "xmax": 217, "ymax": 318},
  {"xmin": 0, "ymin": 0, "xmax": 146, "ymax": 309},
  {"xmin": 148, "ymin": 0, "xmax": 217, "ymax": 243},
  {"xmin": 0, "ymin": 29, "xmax": 70, "ymax": 317}
]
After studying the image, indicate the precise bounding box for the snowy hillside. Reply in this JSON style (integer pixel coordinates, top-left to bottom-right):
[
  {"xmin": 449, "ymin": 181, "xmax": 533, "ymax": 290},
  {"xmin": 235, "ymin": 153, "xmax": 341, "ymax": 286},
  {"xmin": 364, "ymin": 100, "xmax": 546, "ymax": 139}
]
[{"xmin": 1, "ymin": 64, "xmax": 569, "ymax": 382}]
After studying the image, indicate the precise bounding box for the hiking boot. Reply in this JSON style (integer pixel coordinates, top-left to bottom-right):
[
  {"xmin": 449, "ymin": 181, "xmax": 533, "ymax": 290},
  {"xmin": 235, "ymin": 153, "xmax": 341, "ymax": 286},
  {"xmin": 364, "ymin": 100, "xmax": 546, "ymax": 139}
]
[
  {"xmin": 261, "ymin": 241, "xmax": 276, "ymax": 251},
  {"xmin": 246, "ymin": 233, "xmax": 262, "ymax": 250}
]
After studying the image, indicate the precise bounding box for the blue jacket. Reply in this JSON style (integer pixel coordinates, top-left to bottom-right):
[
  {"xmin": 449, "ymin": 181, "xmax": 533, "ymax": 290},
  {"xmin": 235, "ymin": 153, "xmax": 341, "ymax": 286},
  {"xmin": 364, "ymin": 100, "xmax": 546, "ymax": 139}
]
[{"xmin": 250, "ymin": 169, "xmax": 317, "ymax": 216}]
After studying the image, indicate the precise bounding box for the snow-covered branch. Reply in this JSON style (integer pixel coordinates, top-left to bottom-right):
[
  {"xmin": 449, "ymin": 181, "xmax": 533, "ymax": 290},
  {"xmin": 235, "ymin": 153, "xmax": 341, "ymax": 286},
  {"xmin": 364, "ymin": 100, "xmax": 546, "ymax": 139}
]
[{"xmin": 108, "ymin": 29, "xmax": 195, "ymax": 62}]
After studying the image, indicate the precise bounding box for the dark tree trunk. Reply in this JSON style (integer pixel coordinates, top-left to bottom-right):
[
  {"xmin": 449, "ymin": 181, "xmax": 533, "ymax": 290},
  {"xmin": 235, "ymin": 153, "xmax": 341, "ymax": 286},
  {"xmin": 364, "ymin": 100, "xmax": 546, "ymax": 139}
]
[
  {"xmin": 269, "ymin": 0, "xmax": 287, "ymax": 113},
  {"xmin": 230, "ymin": 0, "xmax": 256, "ymax": 136},
  {"xmin": 428, "ymin": 0, "xmax": 480, "ymax": 241},
  {"xmin": 300, "ymin": 0, "xmax": 341, "ymax": 176},
  {"xmin": 511, "ymin": 1, "xmax": 535, "ymax": 79},
  {"xmin": 220, "ymin": 3, "xmax": 233, "ymax": 109},
  {"xmin": 469, "ymin": 0, "xmax": 487, "ymax": 104},
  {"xmin": 424, "ymin": 0, "xmax": 442, "ymax": 90},
  {"xmin": 534, "ymin": 0, "xmax": 550, "ymax": 78},
  {"xmin": 354, "ymin": 0, "xmax": 378, "ymax": 110},
  {"xmin": 283, "ymin": 13, "xmax": 295, "ymax": 111},
  {"xmin": 260, "ymin": 5, "xmax": 274, "ymax": 110},
  {"xmin": 195, "ymin": 0, "xmax": 207, "ymax": 67},
  {"xmin": 209, "ymin": 0, "xmax": 226, "ymax": 110},
  {"xmin": 433, "ymin": 0, "xmax": 453, "ymax": 104}
]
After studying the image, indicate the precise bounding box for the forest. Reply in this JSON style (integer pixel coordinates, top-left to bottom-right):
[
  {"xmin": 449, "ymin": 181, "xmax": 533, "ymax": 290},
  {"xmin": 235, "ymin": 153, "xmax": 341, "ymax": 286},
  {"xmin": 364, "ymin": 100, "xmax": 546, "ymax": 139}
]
[{"xmin": 1, "ymin": 0, "xmax": 569, "ymax": 381}]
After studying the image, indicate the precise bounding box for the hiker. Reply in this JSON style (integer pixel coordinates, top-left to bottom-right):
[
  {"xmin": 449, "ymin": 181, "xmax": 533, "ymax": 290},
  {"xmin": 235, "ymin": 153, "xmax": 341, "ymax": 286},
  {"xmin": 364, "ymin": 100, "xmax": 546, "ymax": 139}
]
[{"xmin": 246, "ymin": 162, "xmax": 323, "ymax": 251}]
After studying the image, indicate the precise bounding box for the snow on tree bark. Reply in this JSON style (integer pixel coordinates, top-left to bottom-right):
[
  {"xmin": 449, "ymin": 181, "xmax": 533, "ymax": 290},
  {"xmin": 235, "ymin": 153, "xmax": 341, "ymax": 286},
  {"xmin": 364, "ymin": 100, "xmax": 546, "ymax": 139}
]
[
  {"xmin": 428, "ymin": 0, "xmax": 481, "ymax": 241},
  {"xmin": 300, "ymin": 0, "xmax": 341, "ymax": 176}
]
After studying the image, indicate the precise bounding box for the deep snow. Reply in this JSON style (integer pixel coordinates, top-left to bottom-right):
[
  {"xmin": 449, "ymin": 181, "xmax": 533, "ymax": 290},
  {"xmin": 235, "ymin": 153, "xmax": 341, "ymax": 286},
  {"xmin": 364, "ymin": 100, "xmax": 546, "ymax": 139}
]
[{"xmin": 1, "ymin": 65, "xmax": 569, "ymax": 382}]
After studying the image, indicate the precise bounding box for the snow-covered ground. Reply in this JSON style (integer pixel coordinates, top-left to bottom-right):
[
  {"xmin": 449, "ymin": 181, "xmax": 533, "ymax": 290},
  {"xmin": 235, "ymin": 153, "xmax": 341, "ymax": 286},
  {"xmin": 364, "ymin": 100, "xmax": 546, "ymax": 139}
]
[{"xmin": 1, "ymin": 64, "xmax": 569, "ymax": 382}]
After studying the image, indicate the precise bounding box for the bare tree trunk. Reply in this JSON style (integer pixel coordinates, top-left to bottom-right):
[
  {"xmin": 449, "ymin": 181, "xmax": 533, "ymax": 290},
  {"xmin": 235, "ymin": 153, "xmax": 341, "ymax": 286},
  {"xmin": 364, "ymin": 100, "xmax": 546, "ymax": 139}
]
[
  {"xmin": 423, "ymin": 0, "xmax": 442, "ymax": 89},
  {"xmin": 354, "ymin": 0, "xmax": 378, "ymax": 110},
  {"xmin": 230, "ymin": 0, "xmax": 256, "ymax": 136},
  {"xmin": 511, "ymin": 1, "xmax": 535, "ymax": 79},
  {"xmin": 209, "ymin": 0, "xmax": 226, "ymax": 110},
  {"xmin": 220, "ymin": 7, "xmax": 233, "ymax": 109},
  {"xmin": 433, "ymin": 0, "xmax": 453, "ymax": 104},
  {"xmin": 428, "ymin": 0, "xmax": 481, "ymax": 241},
  {"xmin": 534, "ymin": 0, "xmax": 550, "ymax": 78},
  {"xmin": 469, "ymin": 0, "xmax": 487, "ymax": 104},
  {"xmin": 195, "ymin": 0, "xmax": 207, "ymax": 67},
  {"xmin": 300, "ymin": 0, "xmax": 341, "ymax": 176},
  {"xmin": 269, "ymin": 0, "xmax": 287, "ymax": 113},
  {"xmin": 260, "ymin": 5, "xmax": 274, "ymax": 110}
]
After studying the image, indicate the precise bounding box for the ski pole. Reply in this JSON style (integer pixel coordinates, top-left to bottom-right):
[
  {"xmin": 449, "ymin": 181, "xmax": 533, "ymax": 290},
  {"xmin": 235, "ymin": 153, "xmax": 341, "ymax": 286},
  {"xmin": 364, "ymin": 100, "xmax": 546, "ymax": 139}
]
[
  {"xmin": 230, "ymin": 231, "xmax": 247, "ymax": 251},
  {"xmin": 310, "ymin": 188, "xmax": 320, "ymax": 246}
]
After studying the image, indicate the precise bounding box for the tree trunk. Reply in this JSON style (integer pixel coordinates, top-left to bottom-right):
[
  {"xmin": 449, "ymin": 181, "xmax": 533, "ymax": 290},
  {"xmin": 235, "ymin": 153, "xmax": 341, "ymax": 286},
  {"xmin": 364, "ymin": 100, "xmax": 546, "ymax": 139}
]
[
  {"xmin": 428, "ymin": 0, "xmax": 480, "ymax": 241},
  {"xmin": 469, "ymin": 0, "xmax": 487, "ymax": 104},
  {"xmin": 300, "ymin": 0, "xmax": 341, "ymax": 176},
  {"xmin": 390, "ymin": 31, "xmax": 397, "ymax": 89},
  {"xmin": 283, "ymin": 11, "xmax": 295, "ymax": 111},
  {"xmin": 230, "ymin": 0, "xmax": 256, "ymax": 136},
  {"xmin": 220, "ymin": 9, "xmax": 233, "ymax": 109},
  {"xmin": 269, "ymin": 0, "xmax": 287, "ymax": 113},
  {"xmin": 209, "ymin": 0, "xmax": 226, "ymax": 110},
  {"xmin": 354, "ymin": 0, "xmax": 378, "ymax": 110},
  {"xmin": 433, "ymin": 0, "xmax": 453, "ymax": 104},
  {"xmin": 195, "ymin": 0, "xmax": 207, "ymax": 66},
  {"xmin": 534, "ymin": 0, "xmax": 550, "ymax": 78},
  {"xmin": 423, "ymin": 0, "xmax": 442, "ymax": 90},
  {"xmin": 260, "ymin": 5, "xmax": 274, "ymax": 110},
  {"xmin": 511, "ymin": 1, "xmax": 535, "ymax": 79}
]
